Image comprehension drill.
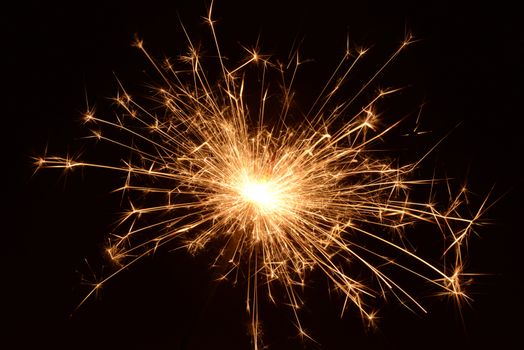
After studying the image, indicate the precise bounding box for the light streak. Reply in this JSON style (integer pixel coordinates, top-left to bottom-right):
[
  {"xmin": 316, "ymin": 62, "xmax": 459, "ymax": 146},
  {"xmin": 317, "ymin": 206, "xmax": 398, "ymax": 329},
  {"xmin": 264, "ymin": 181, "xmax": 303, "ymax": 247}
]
[{"xmin": 36, "ymin": 3, "xmax": 489, "ymax": 348}]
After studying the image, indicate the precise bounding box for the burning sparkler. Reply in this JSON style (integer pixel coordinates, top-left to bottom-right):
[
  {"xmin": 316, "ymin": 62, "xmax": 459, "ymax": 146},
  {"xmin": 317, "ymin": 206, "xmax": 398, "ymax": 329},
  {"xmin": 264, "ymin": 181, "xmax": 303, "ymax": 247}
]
[{"xmin": 36, "ymin": 3, "xmax": 489, "ymax": 348}]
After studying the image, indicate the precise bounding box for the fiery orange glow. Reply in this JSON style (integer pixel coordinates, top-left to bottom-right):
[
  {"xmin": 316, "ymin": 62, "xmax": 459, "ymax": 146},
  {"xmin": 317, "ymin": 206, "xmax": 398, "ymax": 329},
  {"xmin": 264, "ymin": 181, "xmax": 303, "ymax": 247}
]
[{"xmin": 36, "ymin": 3, "xmax": 489, "ymax": 348}]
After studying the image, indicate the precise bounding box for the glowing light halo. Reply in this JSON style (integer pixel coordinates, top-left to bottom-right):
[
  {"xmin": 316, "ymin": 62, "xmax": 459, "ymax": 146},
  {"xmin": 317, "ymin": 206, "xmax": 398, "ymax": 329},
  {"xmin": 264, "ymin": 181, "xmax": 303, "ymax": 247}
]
[{"xmin": 239, "ymin": 177, "xmax": 281, "ymax": 212}]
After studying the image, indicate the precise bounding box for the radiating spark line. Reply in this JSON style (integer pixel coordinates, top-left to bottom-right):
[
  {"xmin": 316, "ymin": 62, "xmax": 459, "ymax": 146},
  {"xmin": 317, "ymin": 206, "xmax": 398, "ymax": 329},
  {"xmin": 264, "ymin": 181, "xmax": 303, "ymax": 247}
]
[{"xmin": 37, "ymin": 5, "xmax": 489, "ymax": 349}]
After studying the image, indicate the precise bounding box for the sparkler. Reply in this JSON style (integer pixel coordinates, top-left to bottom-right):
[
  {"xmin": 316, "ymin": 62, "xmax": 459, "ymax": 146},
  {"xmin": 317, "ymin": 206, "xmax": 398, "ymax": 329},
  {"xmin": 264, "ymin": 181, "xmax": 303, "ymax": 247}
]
[{"xmin": 36, "ymin": 3, "xmax": 489, "ymax": 348}]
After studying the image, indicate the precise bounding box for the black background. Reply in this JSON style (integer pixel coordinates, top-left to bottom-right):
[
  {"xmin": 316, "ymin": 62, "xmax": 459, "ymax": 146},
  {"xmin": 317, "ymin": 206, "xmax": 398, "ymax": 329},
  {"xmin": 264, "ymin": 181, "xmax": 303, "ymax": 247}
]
[{"xmin": 4, "ymin": 1, "xmax": 523, "ymax": 349}]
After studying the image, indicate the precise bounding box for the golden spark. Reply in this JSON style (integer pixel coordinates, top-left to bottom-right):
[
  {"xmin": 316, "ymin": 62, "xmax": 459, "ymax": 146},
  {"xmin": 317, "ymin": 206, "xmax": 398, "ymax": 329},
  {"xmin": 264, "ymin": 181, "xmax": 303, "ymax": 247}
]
[{"xmin": 37, "ymin": 3, "xmax": 489, "ymax": 348}]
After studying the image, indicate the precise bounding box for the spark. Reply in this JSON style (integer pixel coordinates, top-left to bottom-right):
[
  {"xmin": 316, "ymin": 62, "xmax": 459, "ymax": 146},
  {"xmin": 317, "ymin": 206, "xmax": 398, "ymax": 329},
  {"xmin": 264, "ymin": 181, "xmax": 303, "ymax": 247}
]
[
  {"xmin": 37, "ymin": 4, "xmax": 489, "ymax": 349},
  {"xmin": 239, "ymin": 177, "xmax": 281, "ymax": 212}
]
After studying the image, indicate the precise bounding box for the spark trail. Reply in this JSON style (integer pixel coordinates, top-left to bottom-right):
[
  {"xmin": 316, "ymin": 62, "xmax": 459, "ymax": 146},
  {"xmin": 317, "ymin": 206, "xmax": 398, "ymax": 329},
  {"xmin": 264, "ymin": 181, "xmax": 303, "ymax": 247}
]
[{"xmin": 37, "ymin": 4, "xmax": 488, "ymax": 349}]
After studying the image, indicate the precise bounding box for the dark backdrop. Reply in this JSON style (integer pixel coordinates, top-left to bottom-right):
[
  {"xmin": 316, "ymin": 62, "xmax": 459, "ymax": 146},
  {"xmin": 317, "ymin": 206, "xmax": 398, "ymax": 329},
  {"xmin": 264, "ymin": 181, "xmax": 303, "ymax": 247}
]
[{"xmin": 4, "ymin": 1, "xmax": 522, "ymax": 349}]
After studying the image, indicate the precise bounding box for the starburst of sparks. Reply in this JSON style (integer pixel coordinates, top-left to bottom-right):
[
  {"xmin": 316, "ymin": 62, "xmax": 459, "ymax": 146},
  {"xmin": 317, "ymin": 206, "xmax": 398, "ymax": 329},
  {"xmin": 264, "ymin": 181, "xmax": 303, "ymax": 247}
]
[{"xmin": 36, "ymin": 4, "xmax": 490, "ymax": 348}]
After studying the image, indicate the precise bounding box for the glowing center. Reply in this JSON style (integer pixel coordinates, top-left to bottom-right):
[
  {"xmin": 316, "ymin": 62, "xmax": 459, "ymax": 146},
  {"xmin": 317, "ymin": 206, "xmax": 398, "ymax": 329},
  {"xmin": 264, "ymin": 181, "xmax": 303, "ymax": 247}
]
[{"xmin": 241, "ymin": 179, "xmax": 279, "ymax": 211}]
